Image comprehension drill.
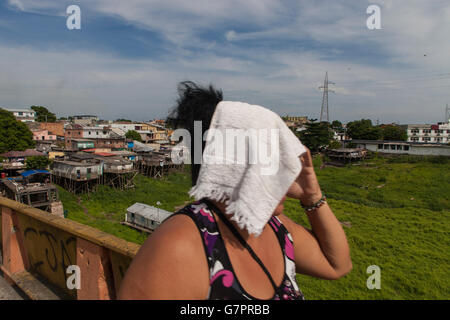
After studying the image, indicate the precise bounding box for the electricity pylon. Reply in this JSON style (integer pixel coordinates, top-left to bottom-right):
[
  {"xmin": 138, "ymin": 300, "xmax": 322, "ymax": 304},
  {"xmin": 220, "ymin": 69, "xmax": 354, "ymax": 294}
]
[{"xmin": 319, "ymin": 72, "xmax": 335, "ymax": 122}]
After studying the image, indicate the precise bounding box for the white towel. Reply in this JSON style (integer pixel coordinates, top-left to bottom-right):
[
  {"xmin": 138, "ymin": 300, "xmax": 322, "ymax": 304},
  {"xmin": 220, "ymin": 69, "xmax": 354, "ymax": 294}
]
[{"xmin": 189, "ymin": 101, "xmax": 307, "ymax": 236}]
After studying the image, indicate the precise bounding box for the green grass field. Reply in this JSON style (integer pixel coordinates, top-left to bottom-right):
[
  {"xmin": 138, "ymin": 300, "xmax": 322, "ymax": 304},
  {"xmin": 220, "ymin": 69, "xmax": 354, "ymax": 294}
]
[{"xmin": 59, "ymin": 156, "xmax": 450, "ymax": 299}]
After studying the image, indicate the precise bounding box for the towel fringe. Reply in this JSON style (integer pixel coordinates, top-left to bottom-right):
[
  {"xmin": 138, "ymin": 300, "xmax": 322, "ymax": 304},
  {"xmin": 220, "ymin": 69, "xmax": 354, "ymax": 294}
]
[{"xmin": 189, "ymin": 183, "xmax": 264, "ymax": 236}]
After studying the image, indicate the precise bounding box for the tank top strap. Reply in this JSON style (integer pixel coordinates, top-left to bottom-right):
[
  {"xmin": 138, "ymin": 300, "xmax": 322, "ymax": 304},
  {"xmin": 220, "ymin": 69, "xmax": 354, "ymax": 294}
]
[{"xmin": 173, "ymin": 200, "xmax": 228, "ymax": 272}]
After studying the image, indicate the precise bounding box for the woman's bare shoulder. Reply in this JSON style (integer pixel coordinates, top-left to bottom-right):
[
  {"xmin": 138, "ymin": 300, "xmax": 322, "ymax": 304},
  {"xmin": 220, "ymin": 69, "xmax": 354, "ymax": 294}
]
[{"xmin": 118, "ymin": 212, "xmax": 209, "ymax": 299}]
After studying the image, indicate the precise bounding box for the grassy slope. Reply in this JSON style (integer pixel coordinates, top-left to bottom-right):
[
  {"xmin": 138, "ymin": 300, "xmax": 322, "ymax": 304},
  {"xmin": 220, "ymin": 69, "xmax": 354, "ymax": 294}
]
[
  {"xmin": 59, "ymin": 158, "xmax": 449, "ymax": 299},
  {"xmin": 58, "ymin": 169, "xmax": 192, "ymax": 245}
]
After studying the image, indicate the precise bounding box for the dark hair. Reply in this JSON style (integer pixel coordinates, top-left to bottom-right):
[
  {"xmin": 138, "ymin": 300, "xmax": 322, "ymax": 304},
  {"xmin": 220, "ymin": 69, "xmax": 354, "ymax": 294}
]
[{"xmin": 167, "ymin": 81, "xmax": 223, "ymax": 185}]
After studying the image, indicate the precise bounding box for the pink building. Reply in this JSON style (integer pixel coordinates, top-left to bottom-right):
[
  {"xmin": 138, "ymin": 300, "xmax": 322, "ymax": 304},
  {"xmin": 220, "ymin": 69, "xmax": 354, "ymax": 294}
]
[{"xmin": 32, "ymin": 129, "xmax": 57, "ymax": 141}]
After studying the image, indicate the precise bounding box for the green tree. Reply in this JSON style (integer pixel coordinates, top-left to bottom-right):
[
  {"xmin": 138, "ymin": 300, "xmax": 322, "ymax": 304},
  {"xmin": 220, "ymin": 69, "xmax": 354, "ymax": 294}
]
[
  {"xmin": 347, "ymin": 119, "xmax": 382, "ymax": 140},
  {"xmin": 296, "ymin": 120, "xmax": 333, "ymax": 152},
  {"xmin": 26, "ymin": 156, "xmax": 51, "ymax": 170},
  {"xmin": 31, "ymin": 106, "xmax": 57, "ymax": 122},
  {"xmin": 329, "ymin": 140, "xmax": 342, "ymax": 149},
  {"xmin": 125, "ymin": 130, "xmax": 142, "ymax": 142},
  {"xmin": 331, "ymin": 120, "xmax": 343, "ymax": 131},
  {"xmin": 0, "ymin": 108, "xmax": 35, "ymax": 153},
  {"xmin": 382, "ymin": 125, "xmax": 407, "ymax": 141}
]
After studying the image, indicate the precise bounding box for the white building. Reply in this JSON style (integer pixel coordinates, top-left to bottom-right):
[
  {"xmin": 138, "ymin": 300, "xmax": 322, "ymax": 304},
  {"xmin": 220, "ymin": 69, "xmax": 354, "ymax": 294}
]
[
  {"xmin": 110, "ymin": 123, "xmax": 156, "ymax": 143},
  {"xmin": 72, "ymin": 115, "xmax": 98, "ymax": 126},
  {"xmin": 4, "ymin": 108, "xmax": 36, "ymax": 122},
  {"xmin": 82, "ymin": 126, "xmax": 114, "ymax": 139},
  {"xmin": 352, "ymin": 140, "xmax": 450, "ymax": 156},
  {"xmin": 407, "ymin": 121, "xmax": 450, "ymax": 144},
  {"xmin": 125, "ymin": 202, "xmax": 173, "ymax": 232}
]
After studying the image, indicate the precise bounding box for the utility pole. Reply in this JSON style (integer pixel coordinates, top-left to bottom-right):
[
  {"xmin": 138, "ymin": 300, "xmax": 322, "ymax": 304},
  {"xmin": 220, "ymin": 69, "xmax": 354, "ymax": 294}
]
[
  {"xmin": 319, "ymin": 72, "xmax": 335, "ymax": 122},
  {"xmin": 446, "ymin": 104, "xmax": 450, "ymax": 122}
]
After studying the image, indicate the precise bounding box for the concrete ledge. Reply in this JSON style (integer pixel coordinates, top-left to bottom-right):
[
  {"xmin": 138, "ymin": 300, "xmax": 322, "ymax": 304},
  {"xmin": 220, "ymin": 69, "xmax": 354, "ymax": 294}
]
[
  {"xmin": 1, "ymin": 196, "xmax": 141, "ymax": 299},
  {"xmin": 0, "ymin": 197, "xmax": 139, "ymax": 258},
  {"xmin": 2, "ymin": 268, "xmax": 62, "ymax": 300}
]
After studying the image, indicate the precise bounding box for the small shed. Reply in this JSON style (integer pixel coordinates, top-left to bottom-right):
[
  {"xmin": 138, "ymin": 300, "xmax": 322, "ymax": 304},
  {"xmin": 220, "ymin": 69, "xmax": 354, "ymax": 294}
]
[{"xmin": 124, "ymin": 203, "xmax": 173, "ymax": 232}]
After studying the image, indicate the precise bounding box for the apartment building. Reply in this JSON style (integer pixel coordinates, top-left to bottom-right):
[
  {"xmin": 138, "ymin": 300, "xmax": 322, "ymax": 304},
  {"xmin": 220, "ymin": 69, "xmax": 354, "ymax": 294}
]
[
  {"xmin": 407, "ymin": 121, "xmax": 450, "ymax": 143},
  {"xmin": 4, "ymin": 108, "xmax": 36, "ymax": 122}
]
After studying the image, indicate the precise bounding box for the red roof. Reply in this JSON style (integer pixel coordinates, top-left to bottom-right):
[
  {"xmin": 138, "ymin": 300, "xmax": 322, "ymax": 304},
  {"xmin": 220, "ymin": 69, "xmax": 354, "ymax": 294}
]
[
  {"xmin": 95, "ymin": 152, "xmax": 116, "ymax": 157},
  {"xmin": 0, "ymin": 149, "xmax": 44, "ymax": 158}
]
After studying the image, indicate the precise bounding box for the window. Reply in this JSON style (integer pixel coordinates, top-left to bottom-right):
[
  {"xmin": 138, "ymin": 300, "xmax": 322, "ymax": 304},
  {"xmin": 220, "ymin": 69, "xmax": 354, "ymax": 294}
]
[
  {"xmin": 378, "ymin": 144, "xmax": 383, "ymax": 149},
  {"xmin": 390, "ymin": 145, "xmax": 396, "ymax": 150},
  {"xmin": 396, "ymin": 145, "xmax": 402, "ymax": 150},
  {"xmin": 96, "ymin": 131, "xmax": 99, "ymax": 135},
  {"xmin": 87, "ymin": 168, "xmax": 92, "ymax": 174},
  {"xmin": 384, "ymin": 145, "xmax": 389, "ymax": 150},
  {"xmin": 88, "ymin": 131, "xmax": 91, "ymax": 135},
  {"xmin": 18, "ymin": 112, "xmax": 23, "ymax": 116},
  {"xmin": 424, "ymin": 137, "xmax": 431, "ymax": 142},
  {"xmin": 404, "ymin": 146, "xmax": 409, "ymax": 151}
]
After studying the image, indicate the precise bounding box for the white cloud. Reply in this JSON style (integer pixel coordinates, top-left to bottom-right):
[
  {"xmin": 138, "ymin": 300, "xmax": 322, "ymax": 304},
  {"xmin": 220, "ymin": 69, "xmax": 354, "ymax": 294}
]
[{"xmin": 2, "ymin": 0, "xmax": 450, "ymax": 123}]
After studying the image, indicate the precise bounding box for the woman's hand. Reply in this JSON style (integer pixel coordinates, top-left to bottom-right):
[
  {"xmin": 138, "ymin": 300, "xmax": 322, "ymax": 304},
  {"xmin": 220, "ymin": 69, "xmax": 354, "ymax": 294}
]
[{"xmin": 287, "ymin": 148, "xmax": 323, "ymax": 206}]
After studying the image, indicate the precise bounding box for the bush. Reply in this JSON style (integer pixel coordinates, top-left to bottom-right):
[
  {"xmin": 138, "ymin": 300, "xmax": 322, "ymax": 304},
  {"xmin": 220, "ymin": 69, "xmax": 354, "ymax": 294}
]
[
  {"xmin": 329, "ymin": 140, "xmax": 342, "ymax": 149},
  {"xmin": 26, "ymin": 156, "xmax": 52, "ymax": 170}
]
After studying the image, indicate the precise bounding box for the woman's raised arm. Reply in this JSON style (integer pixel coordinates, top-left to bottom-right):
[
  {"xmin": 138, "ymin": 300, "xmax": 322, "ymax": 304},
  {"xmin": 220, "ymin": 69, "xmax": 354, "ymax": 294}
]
[{"xmin": 284, "ymin": 149, "xmax": 352, "ymax": 280}]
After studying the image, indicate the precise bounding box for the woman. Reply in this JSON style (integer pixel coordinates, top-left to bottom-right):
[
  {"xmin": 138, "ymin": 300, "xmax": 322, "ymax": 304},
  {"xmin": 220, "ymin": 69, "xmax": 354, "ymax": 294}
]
[{"xmin": 118, "ymin": 82, "xmax": 352, "ymax": 300}]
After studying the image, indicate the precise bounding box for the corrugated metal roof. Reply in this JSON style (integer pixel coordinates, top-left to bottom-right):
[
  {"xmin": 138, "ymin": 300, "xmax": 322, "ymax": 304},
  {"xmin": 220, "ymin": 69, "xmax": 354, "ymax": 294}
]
[{"xmin": 126, "ymin": 203, "xmax": 172, "ymax": 223}]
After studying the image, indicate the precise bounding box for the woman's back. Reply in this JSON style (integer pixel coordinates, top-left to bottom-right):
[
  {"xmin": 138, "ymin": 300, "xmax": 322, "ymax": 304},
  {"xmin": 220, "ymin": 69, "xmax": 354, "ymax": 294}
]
[{"xmin": 174, "ymin": 199, "xmax": 304, "ymax": 300}]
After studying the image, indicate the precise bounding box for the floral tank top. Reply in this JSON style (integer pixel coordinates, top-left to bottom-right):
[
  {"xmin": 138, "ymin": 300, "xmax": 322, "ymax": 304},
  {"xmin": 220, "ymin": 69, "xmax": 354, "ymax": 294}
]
[{"xmin": 174, "ymin": 199, "xmax": 305, "ymax": 300}]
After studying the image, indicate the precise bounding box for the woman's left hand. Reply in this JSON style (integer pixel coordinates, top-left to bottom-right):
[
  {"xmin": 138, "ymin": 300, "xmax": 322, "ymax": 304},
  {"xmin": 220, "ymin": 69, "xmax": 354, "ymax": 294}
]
[{"xmin": 287, "ymin": 148, "xmax": 323, "ymax": 206}]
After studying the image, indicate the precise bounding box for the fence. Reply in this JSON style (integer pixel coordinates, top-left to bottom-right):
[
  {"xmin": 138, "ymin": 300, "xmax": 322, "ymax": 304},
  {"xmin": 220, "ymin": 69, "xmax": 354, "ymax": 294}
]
[{"xmin": 0, "ymin": 196, "xmax": 140, "ymax": 299}]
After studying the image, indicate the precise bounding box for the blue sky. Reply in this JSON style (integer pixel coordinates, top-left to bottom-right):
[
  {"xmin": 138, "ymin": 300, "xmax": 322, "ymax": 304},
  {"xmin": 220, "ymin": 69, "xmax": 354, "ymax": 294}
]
[{"xmin": 0, "ymin": 0, "xmax": 449, "ymax": 124}]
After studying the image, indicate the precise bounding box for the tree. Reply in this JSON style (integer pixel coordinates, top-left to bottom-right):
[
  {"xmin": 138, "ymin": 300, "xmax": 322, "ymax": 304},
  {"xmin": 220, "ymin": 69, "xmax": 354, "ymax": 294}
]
[
  {"xmin": 382, "ymin": 125, "xmax": 407, "ymax": 141},
  {"xmin": 296, "ymin": 120, "xmax": 333, "ymax": 152},
  {"xmin": 0, "ymin": 108, "xmax": 35, "ymax": 153},
  {"xmin": 331, "ymin": 120, "xmax": 343, "ymax": 131},
  {"xmin": 329, "ymin": 140, "xmax": 342, "ymax": 149},
  {"xmin": 116, "ymin": 118, "xmax": 132, "ymax": 122},
  {"xmin": 346, "ymin": 119, "xmax": 382, "ymax": 140},
  {"xmin": 125, "ymin": 130, "xmax": 142, "ymax": 142},
  {"xmin": 26, "ymin": 156, "xmax": 51, "ymax": 170},
  {"xmin": 31, "ymin": 106, "xmax": 57, "ymax": 122}
]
